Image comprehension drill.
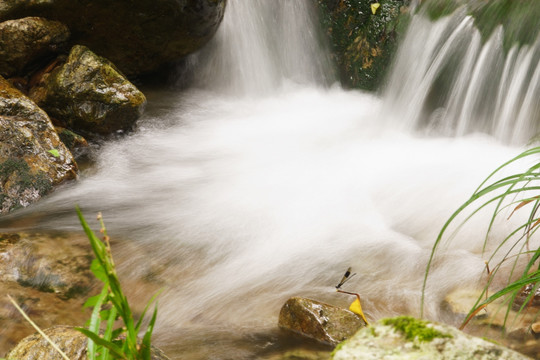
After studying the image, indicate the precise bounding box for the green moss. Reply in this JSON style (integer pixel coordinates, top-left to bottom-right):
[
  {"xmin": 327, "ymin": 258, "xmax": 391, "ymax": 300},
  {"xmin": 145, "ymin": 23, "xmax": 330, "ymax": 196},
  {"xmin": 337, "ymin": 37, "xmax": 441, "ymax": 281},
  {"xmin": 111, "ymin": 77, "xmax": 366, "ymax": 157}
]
[
  {"xmin": 381, "ymin": 316, "xmax": 452, "ymax": 342},
  {"xmin": 331, "ymin": 339, "xmax": 348, "ymax": 358},
  {"xmin": 420, "ymin": 0, "xmax": 461, "ymax": 21}
]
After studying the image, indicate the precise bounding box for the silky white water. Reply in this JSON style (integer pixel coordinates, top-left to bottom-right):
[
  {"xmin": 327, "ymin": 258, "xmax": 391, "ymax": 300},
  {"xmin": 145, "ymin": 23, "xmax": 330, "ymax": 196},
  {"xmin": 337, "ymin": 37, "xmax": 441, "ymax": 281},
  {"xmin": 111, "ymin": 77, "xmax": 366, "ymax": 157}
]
[{"xmin": 2, "ymin": 1, "xmax": 539, "ymax": 358}]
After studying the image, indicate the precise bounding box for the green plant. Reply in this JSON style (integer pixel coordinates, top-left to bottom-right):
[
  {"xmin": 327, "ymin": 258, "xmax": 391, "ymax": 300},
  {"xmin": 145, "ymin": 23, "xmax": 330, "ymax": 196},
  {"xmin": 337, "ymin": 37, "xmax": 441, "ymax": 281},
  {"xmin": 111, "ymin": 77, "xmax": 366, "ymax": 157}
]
[
  {"xmin": 75, "ymin": 207, "xmax": 160, "ymax": 359},
  {"xmin": 422, "ymin": 147, "xmax": 540, "ymax": 329}
]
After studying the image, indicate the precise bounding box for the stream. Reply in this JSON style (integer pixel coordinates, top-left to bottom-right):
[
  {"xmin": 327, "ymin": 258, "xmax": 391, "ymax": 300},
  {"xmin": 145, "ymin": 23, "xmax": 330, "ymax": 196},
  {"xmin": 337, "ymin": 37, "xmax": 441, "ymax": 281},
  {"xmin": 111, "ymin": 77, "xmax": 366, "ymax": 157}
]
[{"xmin": 2, "ymin": 0, "xmax": 540, "ymax": 358}]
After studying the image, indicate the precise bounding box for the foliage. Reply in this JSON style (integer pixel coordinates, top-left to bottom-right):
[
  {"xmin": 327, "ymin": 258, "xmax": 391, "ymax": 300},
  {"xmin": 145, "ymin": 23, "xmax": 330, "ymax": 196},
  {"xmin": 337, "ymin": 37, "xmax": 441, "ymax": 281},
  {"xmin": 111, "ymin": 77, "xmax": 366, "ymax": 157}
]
[
  {"xmin": 422, "ymin": 147, "xmax": 540, "ymax": 329},
  {"xmin": 75, "ymin": 207, "xmax": 160, "ymax": 360},
  {"xmin": 381, "ymin": 316, "xmax": 452, "ymax": 342},
  {"xmin": 316, "ymin": 0, "xmax": 410, "ymax": 91}
]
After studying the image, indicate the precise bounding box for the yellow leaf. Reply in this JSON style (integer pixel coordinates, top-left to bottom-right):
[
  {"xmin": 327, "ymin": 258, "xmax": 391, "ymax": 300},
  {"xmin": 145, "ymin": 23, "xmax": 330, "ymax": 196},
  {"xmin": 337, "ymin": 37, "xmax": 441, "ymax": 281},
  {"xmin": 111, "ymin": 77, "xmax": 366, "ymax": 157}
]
[
  {"xmin": 371, "ymin": 3, "xmax": 380, "ymax": 15},
  {"xmin": 349, "ymin": 298, "xmax": 369, "ymax": 325}
]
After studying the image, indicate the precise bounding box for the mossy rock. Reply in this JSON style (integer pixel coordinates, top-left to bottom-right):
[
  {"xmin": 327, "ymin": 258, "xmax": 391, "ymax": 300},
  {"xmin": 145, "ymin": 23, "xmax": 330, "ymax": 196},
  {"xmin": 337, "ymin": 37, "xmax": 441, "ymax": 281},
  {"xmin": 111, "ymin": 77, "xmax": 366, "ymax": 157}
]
[
  {"xmin": 0, "ymin": 0, "xmax": 226, "ymax": 76},
  {"xmin": 418, "ymin": 0, "xmax": 540, "ymax": 51},
  {"xmin": 30, "ymin": 45, "xmax": 146, "ymax": 136},
  {"xmin": 332, "ymin": 316, "xmax": 530, "ymax": 359},
  {"xmin": 316, "ymin": 0, "xmax": 411, "ymax": 91},
  {"xmin": 0, "ymin": 75, "xmax": 77, "ymax": 214}
]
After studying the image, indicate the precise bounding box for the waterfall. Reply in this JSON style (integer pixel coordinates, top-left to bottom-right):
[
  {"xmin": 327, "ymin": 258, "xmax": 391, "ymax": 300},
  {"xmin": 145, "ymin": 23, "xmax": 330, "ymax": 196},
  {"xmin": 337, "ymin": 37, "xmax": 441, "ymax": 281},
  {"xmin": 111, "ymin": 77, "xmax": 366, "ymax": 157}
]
[
  {"xmin": 189, "ymin": 0, "xmax": 334, "ymax": 94},
  {"xmin": 0, "ymin": 1, "xmax": 536, "ymax": 358},
  {"xmin": 384, "ymin": 8, "xmax": 540, "ymax": 144}
]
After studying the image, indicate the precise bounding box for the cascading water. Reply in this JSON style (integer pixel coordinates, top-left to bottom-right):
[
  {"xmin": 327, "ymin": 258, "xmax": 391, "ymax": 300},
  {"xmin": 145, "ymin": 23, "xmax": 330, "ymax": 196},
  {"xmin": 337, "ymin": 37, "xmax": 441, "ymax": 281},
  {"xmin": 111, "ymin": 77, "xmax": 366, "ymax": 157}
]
[
  {"xmin": 1, "ymin": 1, "xmax": 539, "ymax": 358},
  {"xmin": 384, "ymin": 8, "xmax": 540, "ymax": 144}
]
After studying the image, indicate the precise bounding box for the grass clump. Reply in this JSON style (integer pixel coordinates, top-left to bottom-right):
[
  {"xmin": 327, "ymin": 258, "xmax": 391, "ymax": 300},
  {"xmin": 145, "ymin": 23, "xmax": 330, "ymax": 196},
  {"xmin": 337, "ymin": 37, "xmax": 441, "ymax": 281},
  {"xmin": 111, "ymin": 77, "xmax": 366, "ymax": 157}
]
[
  {"xmin": 382, "ymin": 316, "xmax": 452, "ymax": 342},
  {"xmin": 422, "ymin": 147, "xmax": 540, "ymax": 330},
  {"xmin": 75, "ymin": 207, "xmax": 161, "ymax": 360}
]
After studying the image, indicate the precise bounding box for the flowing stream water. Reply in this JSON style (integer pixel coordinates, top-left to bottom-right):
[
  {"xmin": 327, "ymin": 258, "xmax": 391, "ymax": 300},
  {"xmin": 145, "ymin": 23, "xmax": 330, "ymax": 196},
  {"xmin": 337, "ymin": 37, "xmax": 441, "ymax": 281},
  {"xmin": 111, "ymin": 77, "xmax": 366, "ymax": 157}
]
[{"xmin": 2, "ymin": 1, "xmax": 540, "ymax": 358}]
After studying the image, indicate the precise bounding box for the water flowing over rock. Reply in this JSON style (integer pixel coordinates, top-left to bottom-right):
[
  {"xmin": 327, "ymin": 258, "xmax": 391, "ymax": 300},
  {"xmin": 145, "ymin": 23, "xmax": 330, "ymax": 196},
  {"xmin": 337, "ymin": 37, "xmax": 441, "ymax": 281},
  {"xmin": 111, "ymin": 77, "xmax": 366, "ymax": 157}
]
[
  {"xmin": 6, "ymin": 325, "xmax": 171, "ymax": 360},
  {"xmin": 0, "ymin": 17, "xmax": 69, "ymax": 77},
  {"xmin": 278, "ymin": 297, "xmax": 366, "ymax": 345},
  {"xmin": 332, "ymin": 317, "xmax": 531, "ymax": 360},
  {"xmin": 0, "ymin": 76, "xmax": 77, "ymax": 214},
  {"xmin": 0, "ymin": 0, "xmax": 226, "ymax": 76},
  {"xmin": 30, "ymin": 45, "xmax": 146, "ymax": 136}
]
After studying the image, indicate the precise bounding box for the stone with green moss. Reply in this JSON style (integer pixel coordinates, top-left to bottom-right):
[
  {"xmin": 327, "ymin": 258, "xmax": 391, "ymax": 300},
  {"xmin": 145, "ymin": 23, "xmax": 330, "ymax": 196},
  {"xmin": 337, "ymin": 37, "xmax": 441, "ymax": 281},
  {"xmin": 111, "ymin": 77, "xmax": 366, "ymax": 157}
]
[
  {"xmin": 417, "ymin": 0, "xmax": 540, "ymax": 51},
  {"xmin": 331, "ymin": 316, "xmax": 530, "ymax": 359},
  {"xmin": 0, "ymin": 75, "xmax": 77, "ymax": 214},
  {"xmin": 30, "ymin": 45, "xmax": 146, "ymax": 136},
  {"xmin": 316, "ymin": 0, "xmax": 411, "ymax": 91}
]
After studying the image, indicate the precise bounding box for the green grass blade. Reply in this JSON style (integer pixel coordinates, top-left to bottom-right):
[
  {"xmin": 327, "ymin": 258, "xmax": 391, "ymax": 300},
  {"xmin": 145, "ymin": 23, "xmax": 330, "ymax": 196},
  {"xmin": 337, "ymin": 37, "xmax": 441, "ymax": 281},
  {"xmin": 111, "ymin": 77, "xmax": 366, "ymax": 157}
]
[
  {"xmin": 141, "ymin": 305, "xmax": 159, "ymax": 360},
  {"xmin": 88, "ymin": 284, "xmax": 109, "ymax": 359},
  {"xmin": 76, "ymin": 328, "xmax": 127, "ymax": 359}
]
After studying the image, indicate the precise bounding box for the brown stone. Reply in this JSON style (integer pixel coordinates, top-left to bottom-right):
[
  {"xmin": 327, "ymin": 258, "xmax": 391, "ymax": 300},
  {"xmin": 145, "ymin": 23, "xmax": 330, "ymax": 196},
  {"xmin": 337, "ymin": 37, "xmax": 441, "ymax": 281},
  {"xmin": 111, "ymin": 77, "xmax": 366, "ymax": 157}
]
[{"xmin": 278, "ymin": 297, "xmax": 366, "ymax": 345}]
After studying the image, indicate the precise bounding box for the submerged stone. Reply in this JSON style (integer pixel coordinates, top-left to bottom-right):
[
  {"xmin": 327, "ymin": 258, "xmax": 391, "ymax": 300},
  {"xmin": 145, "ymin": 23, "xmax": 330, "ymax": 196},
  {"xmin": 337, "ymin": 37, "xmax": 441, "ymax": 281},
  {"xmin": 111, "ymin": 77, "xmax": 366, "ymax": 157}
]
[
  {"xmin": 278, "ymin": 297, "xmax": 367, "ymax": 345},
  {"xmin": 0, "ymin": 16, "xmax": 69, "ymax": 77},
  {"xmin": 0, "ymin": 75, "xmax": 77, "ymax": 214},
  {"xmin": 332, "ymin": 316, "xmax": 531, "ymax": 360},
  {"xmin": 30, "ymin": 45, "xmax": 146, "ymax": 136}
]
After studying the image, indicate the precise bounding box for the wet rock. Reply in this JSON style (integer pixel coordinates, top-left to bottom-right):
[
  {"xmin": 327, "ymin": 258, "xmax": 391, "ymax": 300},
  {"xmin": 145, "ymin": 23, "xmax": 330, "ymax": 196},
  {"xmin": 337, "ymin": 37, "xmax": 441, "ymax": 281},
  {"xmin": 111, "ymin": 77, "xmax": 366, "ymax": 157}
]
[
  {"xmin": 0, "ymin": 232, "xmax": 94, "ymax": 354},
  {"xmin": 0, "ymin": 232, "xmax": 93, "ymax": 297},
  {"xmin": 0, "ymin": 75, "xmax": 77, "ymax": 214},
  {"xmin": 30, "ymin": 45, "xmax": 146, "ymax": 136},
  {"xmin": 316, "ymin": 0, "xmax": 410, "ymax": 91},
  {"xmin": 6, "ymin": 325, "xmax": 170, "ymax": 360},
  {"xmin": 332, "ymin": 316, "xmax": 531, "ymax": 360},
  {"xmin": 0, "ymin": 17, "xmax": 69, "ymax": 78},
  {"xmin": 0, "ymin": 0, "xmax": 226, "ymax": 76},
  {"xmin": 55, "ymin": 127, "xmax": 88, "ymax": 152},
  {"xmin": 514, "ymin": 283, "xmax": 540, "ymax": 309},
  {"xmin": 278, "ymin": 297, "xmax": 366, "ymax": 345}
]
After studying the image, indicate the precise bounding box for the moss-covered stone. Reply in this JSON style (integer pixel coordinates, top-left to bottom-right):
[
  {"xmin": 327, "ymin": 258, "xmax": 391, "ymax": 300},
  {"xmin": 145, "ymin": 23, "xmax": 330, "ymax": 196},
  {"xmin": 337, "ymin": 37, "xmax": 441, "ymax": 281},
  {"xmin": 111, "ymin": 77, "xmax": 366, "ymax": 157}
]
[
  {"xmin": 0, "ymin": 16, "xmax": 69, "ymax": 77},
  {"xmin": 332, "ymin": 317, "xmax": 530, "ymax": 360},
  {"xmin": 0, "ymin": 0, "xmax": 226, "ymax": 76},
  {"xmin": 30, "ymin": 45, "xmax": 146, "ymax": 136},
  {"xmin": 0, "ymin": 75, "xmax": 77, "ymax": 214},
  {"xmin": 316, "ymin": 0, "xmax": 411, "ymax": 91},
  {"xmin": 381, "ymin": 316, "xmax": 452, "ymax": 342},
  {"xmin": 418, "ymin": 0, "xmax": 540, "ymax": 51}
]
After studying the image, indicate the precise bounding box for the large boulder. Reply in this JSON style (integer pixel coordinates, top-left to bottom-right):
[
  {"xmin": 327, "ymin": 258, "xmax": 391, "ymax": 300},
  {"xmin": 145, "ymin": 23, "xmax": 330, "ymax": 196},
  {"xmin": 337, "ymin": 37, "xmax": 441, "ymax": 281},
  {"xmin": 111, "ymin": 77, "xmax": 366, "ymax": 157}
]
[
  {"xmin": 278, "ymin": 297, "xmax": 367, "ymax": 345},
  {"xmin": 0, "ymin": 76, "xmax": 77, "ymax": 214},
  {"xmin": 316, "ymin": 0, "xmax": 410, "ymax": 91},
  {"xmin": 0, "ymin": 0, "xmax": 227, "ymax": 76},
  {"xmin": 0, "ymin": 16, "xmax": 69, "ymax": 78},
  {"xmin": 30, "ymin": 45, "xmax": 146, "ymax": 136},
  {"xmin": 332, "ymin": 316, "xmax": 531, "ymax": 360},
  {"xmin": 6, "ymin": 326, "xmax": 170, "ymax": 360}
]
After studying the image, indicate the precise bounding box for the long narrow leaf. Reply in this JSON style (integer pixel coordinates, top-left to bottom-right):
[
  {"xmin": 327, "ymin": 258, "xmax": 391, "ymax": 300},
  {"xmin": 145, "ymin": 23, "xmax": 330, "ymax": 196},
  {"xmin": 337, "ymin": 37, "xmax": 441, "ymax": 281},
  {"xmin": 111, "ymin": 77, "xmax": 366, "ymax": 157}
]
[
  {"xmin": 87, "ymin": 285, "xmax": 109, "ymax": 359},
  {"xmin": 76, "ymin": 328, "xmax": 127, "ymax": 359}
]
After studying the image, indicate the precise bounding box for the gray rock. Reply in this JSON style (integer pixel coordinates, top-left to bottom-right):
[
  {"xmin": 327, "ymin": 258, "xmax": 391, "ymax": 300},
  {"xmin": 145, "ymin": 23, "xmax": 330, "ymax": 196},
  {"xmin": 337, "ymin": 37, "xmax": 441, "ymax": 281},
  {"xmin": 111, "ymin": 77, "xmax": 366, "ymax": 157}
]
[
  {"xmin": 332, "ymin": 316, "xmax": 532, "ymax": 360},
  {"xmin": 278, "ymin": 297, "xmax": 367, "ymax": 345},
  {"xmin": 30, "ymin": 45, "xmax": 146, "ymax": 136},
  {"xmin": 0, "ymin": 17, "xmax": 69, "ymax": 77},
  {"xmin": 0, "ymin": 75, "xmax": 77, "ymax": 214},
  {"xmin": 0, "ymin": 0, "xmax": 226, "ymax": 76}
]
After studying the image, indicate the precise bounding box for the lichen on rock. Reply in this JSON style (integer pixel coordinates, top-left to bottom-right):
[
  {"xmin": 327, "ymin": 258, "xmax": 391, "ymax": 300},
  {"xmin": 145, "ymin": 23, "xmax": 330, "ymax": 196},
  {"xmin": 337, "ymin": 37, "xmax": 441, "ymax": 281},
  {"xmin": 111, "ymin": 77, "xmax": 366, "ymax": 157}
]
[{"xmin": 30, "ymin": 45, "xmax": 147, "ymax": 136}]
